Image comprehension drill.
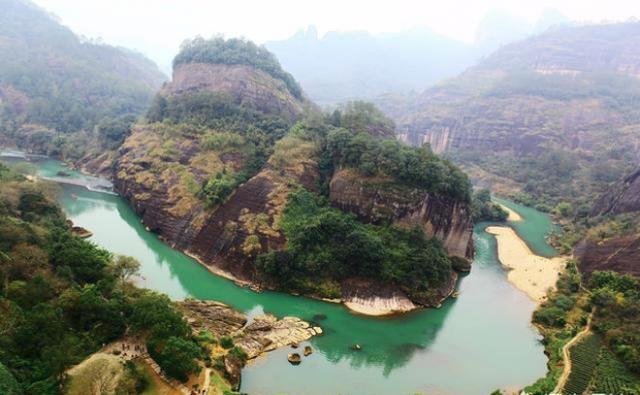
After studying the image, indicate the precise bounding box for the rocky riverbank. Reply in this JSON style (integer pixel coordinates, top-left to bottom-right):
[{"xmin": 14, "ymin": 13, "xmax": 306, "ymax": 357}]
[
  {"xmin": 341, "ymin": 276, "xmax": 457, "ymax": 315},
  {"xmin": 178, "ymin": 300, "xmax": 322, "ymax": 389}
]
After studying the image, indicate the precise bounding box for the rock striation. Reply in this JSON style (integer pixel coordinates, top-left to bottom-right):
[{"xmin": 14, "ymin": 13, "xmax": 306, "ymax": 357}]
[
  {"xmin": 330, "ymin": 168, "xmax": 474, "ymax": 260},
  {"xmin": 575, "ymin": 168, "xmax": 640, "ymax": 280},
  {"xmin": 114, "ymin": 39, "xmax": 475, "ymax": 314},
  {"xmin": 388, "ymin": 22, "xmax": 640, "ymax": 204},
  {"xmin": 575, "ymin": 234, "xmax": 640, "ymax": 280},
  {"xmin": 591, "ymin": 168, "xmax": 640, "ymax": 217},
  {"xmin": 164, "ymin": 63, "xmax": 306, "ymax": 120}
]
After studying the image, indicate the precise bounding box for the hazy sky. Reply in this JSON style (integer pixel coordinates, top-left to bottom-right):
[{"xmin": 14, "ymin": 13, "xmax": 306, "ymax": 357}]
[{"xmin": 32, "ymin": 0, "xmax": 640, "ymax": 73}]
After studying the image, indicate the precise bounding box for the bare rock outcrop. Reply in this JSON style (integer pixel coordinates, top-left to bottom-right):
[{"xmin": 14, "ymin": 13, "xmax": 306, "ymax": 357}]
[
  {"xmin": 180, "ymin": 300, "xmax": 320, "ymax": 358},
  {"xmin": 179, "ymin": 300, "xmax": 320, "ymax": 388},
  {"xmin": 329, "ymin": 168, "xmax": 474, "ymax": 260},
  {"xmin": 165, "ymin": 63, "xmax": 306, "ymax": 120},
  {"xmin": 574, "ymin": 234, "xmax": 640, "ymax": 280},
  {"xmin": 591, "ymin": 168, "xmax": 640, "ymax": 217}
]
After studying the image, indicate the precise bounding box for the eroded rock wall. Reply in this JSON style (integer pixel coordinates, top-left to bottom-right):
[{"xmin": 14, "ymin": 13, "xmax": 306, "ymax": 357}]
[
  {"xmin": 166, "ymin": 63, "xmax": 305, "ymax": 120},
  {"xmin": 329, "ymin": 168, "xmax": 474, "ymax": 260}
]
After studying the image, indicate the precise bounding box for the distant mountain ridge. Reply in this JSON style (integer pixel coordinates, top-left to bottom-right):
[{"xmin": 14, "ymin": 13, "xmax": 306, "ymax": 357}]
[
  {"xmin": 266, "ymin": 10, "xmax": 570, "ymax": 105},
  {"xmin": 0, "ymin": 0, "xmax": 166, "ymax": 161},
  {"xmin": 266, "ymin": 26, "xmax": 480, "ymax": 105},
  {"xmin": 395, "ymin": 21, "xmax": 640, "ymax": 210}
]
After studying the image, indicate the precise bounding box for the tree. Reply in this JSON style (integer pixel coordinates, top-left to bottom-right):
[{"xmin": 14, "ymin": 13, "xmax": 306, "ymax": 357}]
[
  {"xmin": 110, "ymin": 255, "xmax": 141, "ymax": 289},
  {"xmin": 155, "ymin": 337, "xmax": 202, "ymax": 382},
  {"xmin": 0, "ymin": 362, "xmax": 21, "ymax": 395},
  {"xmin": 6, "ymin": 243, "xmax": 48, "ymax": 281},
  {"xmin": 555, "ymin": 202, "xmax": 572, "ymax": 218},
  {"xmin": 49, "ymin": 233, "xmax": 110, "ymax": 284}
]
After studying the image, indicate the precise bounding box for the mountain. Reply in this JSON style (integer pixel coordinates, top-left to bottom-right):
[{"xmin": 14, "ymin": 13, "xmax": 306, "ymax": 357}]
[
  {"xmin": 265, "ymin": 26, "xmax": 480, "ymax": 105},
  {"xmin": 0, "ymin": 0, "xmax": 166, "ymax": 161},
  {"xmin": 396, "ymin": 22, "xmax": 640, "ymax": 213},
  {"xmin": 112, "ymin": 37, "xmax": 474, "ymax": 313},
  {"xmin": 266, "ymin": 11, "xmax": 570, "ymax": 106},
  {"xmin": 574, "ymin": 168, "xmax": 640, "ymax": 279}
]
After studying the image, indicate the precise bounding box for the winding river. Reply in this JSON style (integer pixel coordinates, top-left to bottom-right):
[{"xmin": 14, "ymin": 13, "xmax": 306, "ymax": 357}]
[{"xmin": 11, "ymin": 158, "xmax": 559, "ymax": 395}]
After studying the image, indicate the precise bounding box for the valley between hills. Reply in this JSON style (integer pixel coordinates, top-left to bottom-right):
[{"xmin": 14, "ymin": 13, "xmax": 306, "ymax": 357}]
[{"xmin": 0, "ymin": 1, "xmax": 639, "ymax": 394}]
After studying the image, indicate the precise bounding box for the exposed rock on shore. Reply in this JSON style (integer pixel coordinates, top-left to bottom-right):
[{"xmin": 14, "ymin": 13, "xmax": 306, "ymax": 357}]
[
  {"xmin": 341, "ymin": 278, "xmax": 416, "ymax": 316},
  {"xmin": 178, "ymin": 300, "xmax": 320, "ymax": 387}
]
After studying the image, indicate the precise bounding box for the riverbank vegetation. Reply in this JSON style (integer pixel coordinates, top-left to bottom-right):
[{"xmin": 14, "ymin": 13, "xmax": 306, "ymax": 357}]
[
  {"xmin": 471, "ymin": 189, "xmax": 508, "ymax": 222},
  {"xmin": 0, "ymin": 164, "xmax": 210, "ymax": 393},
  {"xmin": 525, "ymin": 260, "xmax": 640, "ymax": 394}
]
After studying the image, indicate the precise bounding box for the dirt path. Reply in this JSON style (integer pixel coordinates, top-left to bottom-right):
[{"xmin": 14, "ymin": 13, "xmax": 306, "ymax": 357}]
[{"xmin": 553, "ymin": 314, "xmax": 593, "ymax": 394}]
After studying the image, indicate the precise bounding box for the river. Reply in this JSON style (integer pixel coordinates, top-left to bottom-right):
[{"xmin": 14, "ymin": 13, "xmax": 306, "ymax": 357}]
[{"xmin": 8, "ymin": 158, "xmax": 559, "ymax": 395}]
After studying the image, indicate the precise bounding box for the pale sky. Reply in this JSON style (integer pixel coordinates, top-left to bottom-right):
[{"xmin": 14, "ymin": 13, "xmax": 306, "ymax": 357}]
[{"xmin": 32, "ymin": 0, "xmax": 640, "ymax": 73}]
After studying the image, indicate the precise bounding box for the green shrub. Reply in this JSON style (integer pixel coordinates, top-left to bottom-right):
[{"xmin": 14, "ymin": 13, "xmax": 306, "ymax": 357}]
[
  {"xmin": 533, "ymin": 306, "xmax": 566, "ymax": 327},
  {"xmin": 198, "ymin": 169, "xmax": 239, "ymax": 207},
  {"xmin": 471, "ymin": 189, "xmax": 508, "ymax": 222},
  {"xmin": 203, "ymin": 132, "xmax": 245, "ymax": 151},
  {"xmin": 0, "ymin": 362, "xmax": 21, "ymax": 395},
  {"xmin": 220, "ymin": 336, "xmax": 234, "ymax": 349},
  {"xmin": 229, "ymin": 346, "xmax": 247, "ymax": 362}
]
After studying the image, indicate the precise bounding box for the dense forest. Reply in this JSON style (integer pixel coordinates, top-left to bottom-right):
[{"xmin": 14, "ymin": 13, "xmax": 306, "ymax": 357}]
[
  {"xmin": 0, "ymin": 164, "xmax": 206, "ymax": 394},
  {"xmin": 0, "ymin": 0, "xmax": 166, "ymax": 160},
  {"xmin": 257, "ymin": 188, "xmax": 453, "ymax": 301},
  {"xmin": 248, "ymin": 103, "xmax": 472, "ymax": 300}
]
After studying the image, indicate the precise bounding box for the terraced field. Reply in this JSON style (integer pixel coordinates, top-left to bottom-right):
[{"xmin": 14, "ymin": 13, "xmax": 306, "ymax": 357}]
[
  {"xmin": 591, "ymin": 347, "xmax": 640, "ymax": 394},
  {"xmin": 562, "ymin": 333, "xmax": 602, "ymax": 395}
]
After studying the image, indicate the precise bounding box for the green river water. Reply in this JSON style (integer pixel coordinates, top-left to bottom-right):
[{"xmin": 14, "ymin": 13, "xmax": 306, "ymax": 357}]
[{"xmin": 9, "ymin": 158, "xmax": 560, "ymax": 395}]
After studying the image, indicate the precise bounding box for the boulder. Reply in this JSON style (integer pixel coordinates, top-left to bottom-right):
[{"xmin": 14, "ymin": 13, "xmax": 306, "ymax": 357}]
[{"xmin": 288, "ymin": 353, "xmax": 301, "ymax": 365}]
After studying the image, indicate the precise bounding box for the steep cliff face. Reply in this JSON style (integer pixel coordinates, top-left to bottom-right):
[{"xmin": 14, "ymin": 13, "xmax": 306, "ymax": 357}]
[
  {"xmin": 115, "ymin": 124, "xmax": 319, "ymax": 282},
  {"xmin": 329, "ymin": 168, "xmax": 473, "ymax": 260},
  {"xmin": 165, "ymin": 63, "xmax": 305, "ymax": 120},
  {"xmin": 187, "ymin": 163, "xmax": 319, "ymax": 281},
  {"xmin": 115, "ymin": 37, "xmax": 475, "ymax": 313},
  {"xmin": 574, "ymin": 168, "xmax": 640, "ymax": 280},
  {"xmin": 591, "ymin": 168, "xmax": 640, "ymax": 216},
  {"xmin": 575, "ymin": 235, "xmax": 640, "ymax": 280},
  {"xmin": 394, "ymin": 22, "xmax": 640, "ymax": 207}
]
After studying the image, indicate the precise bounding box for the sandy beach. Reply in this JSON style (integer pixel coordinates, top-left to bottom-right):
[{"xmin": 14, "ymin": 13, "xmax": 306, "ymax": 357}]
[
  {"xmin": 499, "ymin": 204, "xmax": 523, "ymax": 221},
  {"xmin": 486, "ymin": 226, "xmax": 565, "ymax": 303}
]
